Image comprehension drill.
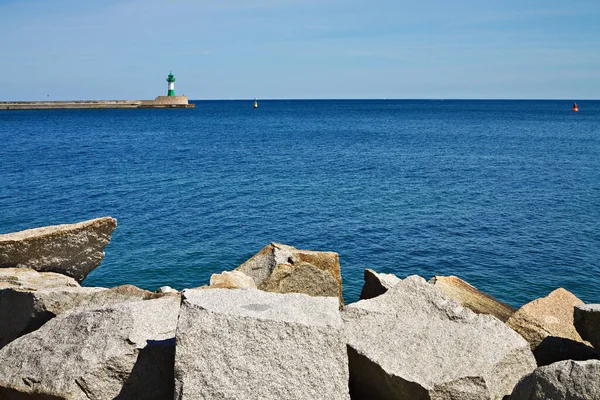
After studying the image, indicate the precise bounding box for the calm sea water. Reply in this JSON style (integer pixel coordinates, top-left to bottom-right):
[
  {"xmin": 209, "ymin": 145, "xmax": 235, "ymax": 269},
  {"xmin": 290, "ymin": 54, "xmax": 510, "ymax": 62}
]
[{"xmin": 1, "ymin": 100, "xmax": 599, "ymax": 307}]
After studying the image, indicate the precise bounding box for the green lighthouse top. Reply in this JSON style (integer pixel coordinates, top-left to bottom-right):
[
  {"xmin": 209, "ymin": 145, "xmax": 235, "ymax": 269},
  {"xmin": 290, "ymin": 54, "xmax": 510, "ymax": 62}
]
[{"xmin": 166, "ymin": 71, "xmax": 176, "ymax": 83}]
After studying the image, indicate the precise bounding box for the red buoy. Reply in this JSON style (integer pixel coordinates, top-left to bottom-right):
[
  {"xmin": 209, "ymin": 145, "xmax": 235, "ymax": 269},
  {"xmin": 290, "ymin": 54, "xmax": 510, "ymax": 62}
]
[{"xmin": 573, "ymin": 103, "xmax": 579, "ymax": 112}]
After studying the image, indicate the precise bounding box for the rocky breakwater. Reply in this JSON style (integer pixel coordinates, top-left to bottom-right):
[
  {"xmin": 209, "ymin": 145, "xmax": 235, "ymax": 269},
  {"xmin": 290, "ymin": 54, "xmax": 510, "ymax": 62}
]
[
  {"xmin": 0, "ymin": 268, "xmax": 163, "ymax": 349},
  {"xmin": 1, "ymin": 218, "xmax": 600, "ymax": 399},
  {"xmin": 233, "ymin": 242, "xmax": 345, "ymax": 306},
  {"xmin": 345, "ymin": 275, "xmax": 536, "ymax": 399}
]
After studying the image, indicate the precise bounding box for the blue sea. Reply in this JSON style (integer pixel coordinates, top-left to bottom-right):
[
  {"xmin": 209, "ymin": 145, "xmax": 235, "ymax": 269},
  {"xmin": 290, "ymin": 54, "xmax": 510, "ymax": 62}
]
[{"xmin": 1, "ymin": 100, "xmax": 599, "ymax": 307}]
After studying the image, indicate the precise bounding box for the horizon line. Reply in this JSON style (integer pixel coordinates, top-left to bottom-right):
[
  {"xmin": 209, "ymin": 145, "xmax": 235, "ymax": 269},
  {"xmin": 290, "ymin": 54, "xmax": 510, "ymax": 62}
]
[
  {"xmin": 190, "ymin": 98, "xmax": 597, "ymax": 101},
  {"xmin": 1, "ymin": 97, "xmax": 596, "ymax": 102}
]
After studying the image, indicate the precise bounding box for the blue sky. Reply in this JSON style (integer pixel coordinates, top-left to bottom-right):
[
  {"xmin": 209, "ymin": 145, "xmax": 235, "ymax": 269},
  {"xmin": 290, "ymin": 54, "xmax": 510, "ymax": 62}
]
[{"xmin": 1, "ymin": 0, "xmax": 599, "ymax": 100}]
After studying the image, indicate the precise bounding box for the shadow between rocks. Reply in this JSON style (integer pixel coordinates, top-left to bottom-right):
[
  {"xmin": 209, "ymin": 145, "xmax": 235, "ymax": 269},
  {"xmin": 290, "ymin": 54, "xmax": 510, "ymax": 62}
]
[
  {"xmin": 0, "ymin": 387, "xmax": 63, "ymax": 400},
  {"xmin": 0, "ymin": 290, "xmax": 56, "ymax": 350},
  {"xmin": 533, "ymin": 336, "xmax": 600, "ymax": 367},
  {"xmin": 115, "ymin": 338, "xmax": 176, "ymax": 400},
  {"xmin": 347, "ymin": 345, "xmax": 429, "ymax": 400}
]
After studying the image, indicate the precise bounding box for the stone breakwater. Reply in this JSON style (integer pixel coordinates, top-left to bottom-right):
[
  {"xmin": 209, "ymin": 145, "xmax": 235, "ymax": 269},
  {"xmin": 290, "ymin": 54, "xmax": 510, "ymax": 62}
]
[
  {"xmin": 0, "ymin": 96, "xmax": 194, "ymax": 110},
  {"xmin": 0, "ymin": 217, "xmax": 599, "ymax": 399}
]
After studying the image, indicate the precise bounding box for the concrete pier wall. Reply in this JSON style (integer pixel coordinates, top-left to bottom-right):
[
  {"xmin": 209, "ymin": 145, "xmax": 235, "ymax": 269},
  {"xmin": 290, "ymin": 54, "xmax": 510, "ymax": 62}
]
[
  {"xmin": 142, "ymin": 96, "xmax": 190, "ymax": 105},
  {"xmin": 0, "ymin": 96, "xmax": 194, "ymax": 110}
]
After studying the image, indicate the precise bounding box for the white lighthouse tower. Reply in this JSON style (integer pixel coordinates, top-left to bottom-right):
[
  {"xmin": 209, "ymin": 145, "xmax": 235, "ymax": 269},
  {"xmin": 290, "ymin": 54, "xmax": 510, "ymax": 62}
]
[
  {"xmin": 143, "ymin": 71, "xmax": 192, "ymax": 107},
  {"xmin": 166, "ymin": 71, "xmax": 176, "ymax": 96}
]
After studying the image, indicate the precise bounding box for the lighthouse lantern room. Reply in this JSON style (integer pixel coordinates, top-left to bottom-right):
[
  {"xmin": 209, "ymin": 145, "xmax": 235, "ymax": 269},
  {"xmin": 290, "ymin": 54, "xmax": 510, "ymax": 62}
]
[{"xmin": 166, "ymin": 71, "xmax": 176, "ymax": 96}]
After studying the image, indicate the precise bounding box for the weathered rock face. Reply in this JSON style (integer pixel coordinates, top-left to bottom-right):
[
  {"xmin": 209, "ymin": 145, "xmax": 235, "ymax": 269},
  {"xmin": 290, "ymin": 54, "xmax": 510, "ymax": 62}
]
[
  {"xmin": 0, "ymin": 280, "xmax": 165, "ymax": 349},
  {"xmin": 510, "ymin": 359, "xmax": 600, "ymax": 400},
  {"xmin": 0, "ymin": 267, "xmax": 79, "ymax": 290},
  {"xmin": 0, "ymin": 217, "xmax": 117, "ymax": 282},
  {"xmin": 344, "ymin": 275, "xmax": 536, "ymax": 400},
  {"xmin": 359, "ymin": 268, "xmax": 401, "ymax": 300},
  {"xmin": 0, "ymin": 296, "xmax": 180, "ymax": 400},
  {"xmin": 430, "ymin": 275, "xmax": 516, "ymax": 322},
  {"xmin": 174, "ymin": 288, "xmax": 350, "ymax": 400},
  {"xmin": 260, "ymin": 261, "xmax": 340, "ymax": 298},
  {"xmin": 209, "ymin": 270, "xmax": 257, "ymax": 289},
  {"xmin": 574, "ymin": 304, "xmax": 600, "ymax": 350},
  {"xmin": 235, "ymin": 242, "xmax": 344, "ymax": 305},
  {"xmin": 506, "ymin": 288, "xmax": 585, "ymax": 351}
]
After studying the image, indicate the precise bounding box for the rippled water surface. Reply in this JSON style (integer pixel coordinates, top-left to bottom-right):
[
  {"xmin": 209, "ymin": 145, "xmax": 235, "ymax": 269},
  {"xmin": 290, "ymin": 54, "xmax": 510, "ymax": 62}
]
[{"xmin": 1, "ymin": 100, "xmax": 599, "ymax": 306}]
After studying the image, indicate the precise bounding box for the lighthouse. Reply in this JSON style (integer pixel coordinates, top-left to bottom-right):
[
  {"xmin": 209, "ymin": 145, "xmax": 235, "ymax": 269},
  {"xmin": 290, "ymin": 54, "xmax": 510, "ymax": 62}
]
[{"xmin": 166, "ymin": 71, "xmax": 176, "ymax": 96}]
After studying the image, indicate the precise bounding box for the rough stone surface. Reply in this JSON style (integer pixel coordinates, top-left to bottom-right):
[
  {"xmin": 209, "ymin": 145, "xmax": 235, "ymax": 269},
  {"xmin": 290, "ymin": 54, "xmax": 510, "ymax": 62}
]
[
  {"xmin": 209, "ymin": 270, "xmax": 257, "ymax": 289},
  {"xmin": 574, "ymin": 304, "xmax": 600, "ymax": 350},
  {"xmin": 430, "ymin": 275, "xmax": 516, "ymax": 322},
  {"xmin": 235, "ymin": 242, "xmax": 344, "ymax": 305},
  {"xmin": 0, "ymin": 281, "xmax": 164, "ymax": 349},
  {"xmin": 344, "ymin": 275, "xmax": 536, "ymax": 400},
  {"xmin": 260, "ymin": 261, "xmax": 339, "ymax": 299},
  {"xmin": 174, "ymin": 288, "xmax": 350, "ymax": 400},
  {"xmin": 359, "ymin": 268, "xmax": 401, "ymax": 300},
  {"xmin": 506, "ymin": 288, "xmax": 585, "ymax": 350},
  {"xmin": 0, "ymin": 217, "xmax": 117, "ymax": 282},
  {"xmin": 0, "ymin": 267, "xmax": 79, "ymax": 290},
  {"xmin": 510, "ymin": 359, "xmax": 600, "ymax": 400},
  {"xmin": 0, "ymin": 296, "xmax": 180, "ymax": 400}
]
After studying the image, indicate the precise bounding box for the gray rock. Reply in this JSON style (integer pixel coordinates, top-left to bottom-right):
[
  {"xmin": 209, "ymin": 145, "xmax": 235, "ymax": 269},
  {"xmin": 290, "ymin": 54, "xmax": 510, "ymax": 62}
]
[
  {"xmin": 174, "ymin": 288, "xmax": 350, "ymax": 400},
  {"xmin": 236, "ymin": 242, "xmax": 294, "ymax": 285},
  {"xmin": 359, "ymin": 268, "xmax": 401, "ymax": 300},
  {"xmin": 574, "ymin": 304, "xmax": 600, "ymax": 350},
  {"xmin": 0, "ymin": 267, "xmax": 79, "ymax": 290},
  {"xmin": 0, "ymin": 281, "xmax": 165, "ymax": 349},
  {"xmin": 0, "ymin": 217, "xmax": 117, "ymax": 282},
  {"xmin": 0, "ymin": 296, "xmax": 180, "ymax": 399},
  {"xmin": 510, "ymin": 359, "xmax": 600, "ymax": 400},
  {"xmin": 344, "ymin": 275, "xmax": 536, "ymax": 400},
  {"xmin": 235, "ymin": 242, "xmax": 344, "ymax": 305}
]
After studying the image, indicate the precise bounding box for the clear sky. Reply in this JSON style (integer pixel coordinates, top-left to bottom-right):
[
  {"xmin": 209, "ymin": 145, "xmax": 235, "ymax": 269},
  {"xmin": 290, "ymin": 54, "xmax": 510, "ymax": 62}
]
[{"xmin": 1, "ymin": 0, "xmax": 599, "ymax": 100}]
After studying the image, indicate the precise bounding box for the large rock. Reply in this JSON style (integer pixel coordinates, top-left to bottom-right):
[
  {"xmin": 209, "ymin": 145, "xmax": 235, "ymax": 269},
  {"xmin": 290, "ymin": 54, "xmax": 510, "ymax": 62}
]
[
  {"xmin": 344, "ymin": 275, "xmax": 536, "ymax": 400},
  {"xmin": 430, "ymin": 275, "xmax": 516, "ymax": 322},
  {"xmin": 0, "ymin": 217, "xmax": 117, "ymax": 282},
  {"xmin": 0, "ymin": 267, "xmax": 79, "ymax": 290},
  {"xmin": 510, "ymin": 359, "xmax": 600, "ymax": 400},
  {"xmin": 359, "ymin": 268, "xmax": 401, "ymax": 300},
  {"xmin": 235, "ymin": 242, "xmax": 344, "ymax": 305},
  {"xmin": 574, "ymin": 304, "xmax": 600, "ymax": 350},
  {"xmin": 0, "ymin": 296, "xmax": 179, "ymax": 399},
  {"xmin": 174, "ymin": 288, "xmax": 349, "ymax": 400},
  {"xmin": 506, "ymin": 288, "xmax": 586, "ymax": 351},
  {"xmin": 209, "ymin": 270, "xmax": 257, "ymax": 289},
  {"xmin": 0, "ymin": 272, "xmax": 165, "ymax": 349}
]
